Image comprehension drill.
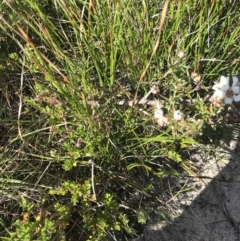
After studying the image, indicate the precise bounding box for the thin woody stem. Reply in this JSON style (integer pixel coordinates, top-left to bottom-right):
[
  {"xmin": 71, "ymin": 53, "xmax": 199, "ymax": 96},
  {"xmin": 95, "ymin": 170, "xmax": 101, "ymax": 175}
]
[
  {"xmin": 35, "ymin": 92, "xmax": 197, "ymax": 108},
  {"xmin": 83, "ymin": 99, "xmax": 165, "ymax": 107}
]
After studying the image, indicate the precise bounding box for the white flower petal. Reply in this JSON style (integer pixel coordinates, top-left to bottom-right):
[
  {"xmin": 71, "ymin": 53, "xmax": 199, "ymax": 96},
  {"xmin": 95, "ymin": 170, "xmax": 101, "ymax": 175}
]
[
  {"xmin": 224, "ymin": 97, "xmax": 233, "ymax": 104},
  {"xmin": 212, "ymin": 89, "xmax": 225, "ymax": 98},
  {"xmin": 234, "ymin": 94, "xmax": 240, "ymax": 102},
  {"xmin": 173, "ymin": 110, "xmax": 184, "ymax": 120},
  {"xmin": 232, "ymin": 76, "xmax": 239, "ymax": 86},
  {"xmin": 232, "ymin": 85, "xmax": 240, "ymax": 94},
  {"xmin": 220, "ymin": 76, "xmax": 229, "ymax": 86},
  {"xmin": 154, "ymin": 108, "xmax": 164, "ymax": 119},
  {"xmin": 212, "ymin": 83, "xmax": 222, "ymax": 91},
  {"xmin": 221, "ymin": 85, "xmax": 230, "ymax": 92}
]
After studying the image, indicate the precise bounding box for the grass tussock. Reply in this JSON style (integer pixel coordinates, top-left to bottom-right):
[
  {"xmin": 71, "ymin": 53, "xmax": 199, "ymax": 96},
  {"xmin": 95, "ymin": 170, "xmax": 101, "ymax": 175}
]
[{"xmin": 0, "ymin": 0, "xmax": 240, "ymax": 240}]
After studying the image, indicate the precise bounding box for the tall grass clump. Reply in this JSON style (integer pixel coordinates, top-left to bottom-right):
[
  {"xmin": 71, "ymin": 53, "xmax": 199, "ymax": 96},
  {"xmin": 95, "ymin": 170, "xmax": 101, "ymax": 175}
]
[{"xmin": 1, "ymin": 0, "xmax": 240, "ymax": 240}]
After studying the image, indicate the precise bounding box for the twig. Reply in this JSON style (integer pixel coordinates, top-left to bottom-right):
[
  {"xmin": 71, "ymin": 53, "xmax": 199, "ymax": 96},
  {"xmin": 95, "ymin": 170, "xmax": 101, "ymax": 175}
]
[
  {"xmin": 18, "ymin": 55, "xmax": 25, "ymax": 141},
  {"xmin": 89, "ymin": 160, "xmax": 97, "ymax": 200},
  {"xmin": 77, "ymin": 98, "xmax": 197, "ymax": 109},
  {"xmin": 84, "ymin": 99, "xmax": 164, "ymax": 107},
  {"xmin": 200, "ymin": 58, "xmax": 225, "ymax": 62},
  {"xmin": 34, "ymin": 162, "xmax": 52, "ymax": 190}
]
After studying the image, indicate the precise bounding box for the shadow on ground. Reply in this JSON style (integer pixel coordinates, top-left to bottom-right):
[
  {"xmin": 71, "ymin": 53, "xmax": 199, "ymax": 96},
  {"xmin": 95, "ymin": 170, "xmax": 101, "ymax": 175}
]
[{"xmin": 132, "ymin": 141, "xmax": 240, "ymax": 241}]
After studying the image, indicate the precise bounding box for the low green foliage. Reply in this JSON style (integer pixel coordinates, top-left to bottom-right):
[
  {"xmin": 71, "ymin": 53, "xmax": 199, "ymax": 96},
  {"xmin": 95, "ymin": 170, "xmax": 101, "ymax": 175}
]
[
  {"xmin": 49, "ymin": 181, "xmax": 136, "ymax": 240},
  {"xmin": 0, "ymin": 0, "xmax": 240, "ymax": 240}
]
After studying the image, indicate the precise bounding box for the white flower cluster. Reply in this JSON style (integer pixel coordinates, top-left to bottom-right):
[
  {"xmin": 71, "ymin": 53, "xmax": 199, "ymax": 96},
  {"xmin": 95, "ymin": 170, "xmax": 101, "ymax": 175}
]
[
  {"xmin": 210, "ymin": 76, "xmax": 240, "ymax": 105},
  {"xmin": 154, "ymin": 101, "xmax": 169, "ymax": 126},
  {"xmin": 154, "ymin": 101, "xmax": 184, "ymax": 126}
]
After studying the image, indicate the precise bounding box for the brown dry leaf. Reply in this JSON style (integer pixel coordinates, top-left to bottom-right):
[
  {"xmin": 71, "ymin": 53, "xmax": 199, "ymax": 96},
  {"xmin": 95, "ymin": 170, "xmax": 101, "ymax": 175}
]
[
  {"xmin": 209, "ymin": 95, "xmax": 224, "ymax": 107},
  {"xmin": 191, "ymin": 72, "xmax": 201, "ymax": 83},
  {"xmin": 177, "ymin": 50, "xmax": 186, "ymax": 58},
  {"xmin": 150, "ymin": 85, "xmax": 160, "ymax": 94},
  {"xmin": 156, "ymin": 116, "xmax": 170, "ymax": 127}
]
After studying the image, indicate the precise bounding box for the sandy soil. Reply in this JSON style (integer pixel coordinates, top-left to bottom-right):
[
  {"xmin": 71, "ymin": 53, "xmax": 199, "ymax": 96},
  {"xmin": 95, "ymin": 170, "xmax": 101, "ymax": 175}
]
[{"xmin": 132, "ymin": 139, "xmax": 240, "ymax": 241}]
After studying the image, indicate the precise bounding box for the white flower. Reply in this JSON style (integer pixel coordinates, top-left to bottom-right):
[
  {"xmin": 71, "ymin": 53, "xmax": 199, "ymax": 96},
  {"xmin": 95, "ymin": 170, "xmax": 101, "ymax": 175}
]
[
  {"xmin": 154, "ymin": 108, "xmax": 164, "ymax": 119},
  {"xmin": 177, "ymin": 50, "xmax": 186, "ymax": 58},
  {"xmin": 154, "ymin": 106, "xmax": 169, "ymax": 126},
  {"xmin": 173, "ymin": 110, "xmax": 184, "ymax": 120},
  {"xmin": 211, "ymin": 76, "xmax": 240, "ymax": 104}
]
